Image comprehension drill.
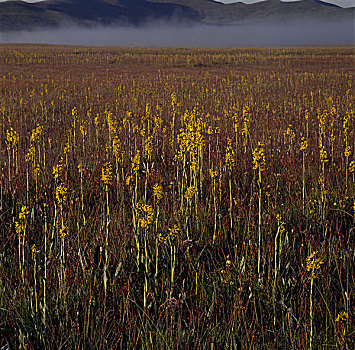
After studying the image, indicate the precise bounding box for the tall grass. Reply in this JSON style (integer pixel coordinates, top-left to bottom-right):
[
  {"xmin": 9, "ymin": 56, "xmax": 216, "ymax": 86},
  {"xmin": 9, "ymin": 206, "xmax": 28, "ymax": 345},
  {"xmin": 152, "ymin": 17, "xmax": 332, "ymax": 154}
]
[{"xmin": 0, "ymin": 45, "xmax": 354, "ymax": 349}]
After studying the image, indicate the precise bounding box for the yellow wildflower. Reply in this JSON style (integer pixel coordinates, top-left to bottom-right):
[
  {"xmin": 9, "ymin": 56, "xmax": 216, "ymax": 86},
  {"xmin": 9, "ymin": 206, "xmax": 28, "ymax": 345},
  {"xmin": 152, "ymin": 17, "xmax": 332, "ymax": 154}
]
[
  {"xmin": 6, "ymin": 127, "xmax": 19, "ymax": 145},
  {"xmin": 132, "ymin": 150, "xmax": 141, "ymax": 172},
  {"xmin": 30, "ymin": 125, "xmax": 43, "ymax": 143},
  {"xmin": 306, "ymin": 251, "xmax": 324, "ymax": 275},
  {"xmin": 153, "ymin": 183, "xmax": 164, "ymax": 201},
  {"xmin": 63, "ymin": 142, "xmax": 70, "ymax": 154},
  {"xmin": 78, "ymin": 163, "xmax": 84, "ymax": 174},
  {"xmin": 136, "ymin": 203, "xmax": 154, "ymax": 229},
  {"xmin": 225, "ymin": 138, "xmax": 235, "ymax": 169},
  {"xmin": 284, "ymin": 125, "xmax": 295, "ymax": 140},
  {"xmin": 31, "ymin": 244, "xmax": 39, "ymax": 255},
  {"xmin": 252, "ymin": 142, "xmax": 265, "ymax": 172},
  {"xmin": 300, "ymin": 137, "xmax": 308, "ymax": 151},
  {"xmin": 144, "ymin": 136, "xmax": 153, "ymax": 157},
  {"xmin": 19, "ymin": 206, "xmax": 30, "ymax": 220},
  {"xmin": 53, "ymin": 158, "xmax": 63, "ymax": 180},
  {"xmin": 59, "ymin": 226, "xmax": 68, "ymax": 239},
  {"xmin": 56, "ymin": 183, "xmax": 68, "ymax": 204},
  {"xmin": 209, "ymin": 169, "xmax": 218, "ymax": 178},
  {"xmin": 25, "ymin": 145, "xmax": 35, "ymax": 163},
  {"xmin": 101, "ymin": 162, "xmax": 113, "ymax": 185},
  {"xmin": 15, "ymin": 221, "xmax": 24, "ymax": 235},
  {"xmin": 335, "ymin": 311, "xmax": 348, "ymax": 322},
  {"xmin": 168, "ymin": 225, "xmax": 179, "ymax": 238},
  {"xmin": 126, "ymin": 176, "xmax": 132, "ymax": 186},
  {"xmin": 344, "ymin": 146, "xmax": 351, "ymax": 158},
  {"xmin": 185, "ymin": 186, "xmax": 198, "ymax": 200}
]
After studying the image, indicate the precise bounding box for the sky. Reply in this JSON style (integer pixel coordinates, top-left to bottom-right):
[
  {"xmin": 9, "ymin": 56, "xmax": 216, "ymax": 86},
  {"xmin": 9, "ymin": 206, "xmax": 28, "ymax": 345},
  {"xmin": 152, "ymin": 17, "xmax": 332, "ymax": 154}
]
[{"xmin": 0, "ymin": 0, "xmax": 353, "ymax": 7}]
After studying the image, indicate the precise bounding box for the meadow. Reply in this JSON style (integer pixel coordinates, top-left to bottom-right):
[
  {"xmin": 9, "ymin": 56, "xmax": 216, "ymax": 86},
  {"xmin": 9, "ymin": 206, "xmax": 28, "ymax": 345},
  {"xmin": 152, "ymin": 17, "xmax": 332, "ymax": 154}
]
[{"xmin": 0, "ymin": 44, "xmax": 354, "ymax": 349}]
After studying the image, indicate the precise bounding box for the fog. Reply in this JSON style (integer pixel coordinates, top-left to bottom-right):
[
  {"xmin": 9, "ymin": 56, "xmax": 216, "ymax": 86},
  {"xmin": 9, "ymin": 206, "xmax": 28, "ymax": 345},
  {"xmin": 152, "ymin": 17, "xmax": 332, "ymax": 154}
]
[
  {"xmin": 0, "ymin": 0, "xmax": 354, "ymax": 7},
  {"xmin": 1, "ymin": 20, "xmax": 354, "ymax": 47}
]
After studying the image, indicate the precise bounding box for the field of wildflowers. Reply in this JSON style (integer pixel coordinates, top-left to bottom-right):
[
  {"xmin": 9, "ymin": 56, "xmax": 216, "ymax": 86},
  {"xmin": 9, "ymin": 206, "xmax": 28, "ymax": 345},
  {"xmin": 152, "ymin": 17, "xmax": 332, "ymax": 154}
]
[{"xmin": 0, "ymin": 44, "xmax": 354, "ymax": 349}]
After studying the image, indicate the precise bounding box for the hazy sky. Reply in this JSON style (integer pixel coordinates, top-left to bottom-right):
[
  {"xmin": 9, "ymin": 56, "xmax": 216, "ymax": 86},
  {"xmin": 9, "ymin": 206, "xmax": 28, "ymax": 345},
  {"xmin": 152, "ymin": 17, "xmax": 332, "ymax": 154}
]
[{"xmin": 0, "ymin": 0, "xmax": 354, "ymax": 6}]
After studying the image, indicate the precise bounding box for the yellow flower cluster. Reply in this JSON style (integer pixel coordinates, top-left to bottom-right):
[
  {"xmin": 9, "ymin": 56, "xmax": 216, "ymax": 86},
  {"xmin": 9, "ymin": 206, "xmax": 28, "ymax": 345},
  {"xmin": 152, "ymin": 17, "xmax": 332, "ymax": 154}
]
[
  {"xmin": 77, "ymin": 163, "xmax": 84, "ymax": 174},
  {"xmin": 136, "ymin": 202, "xmax": 154, "ymax": 229},
  {"xmin": 153, "ymin": 183, "xmax": 164, "ymax": 201},
  {"xmin": 209, "ymin": 168, "xmax": 218, "ymax": 179},
  {"xmin": 319, "ymin": 145, "xmax": 328, "ymax": 163},
  {"xmin": 30, "ymin": 125, "xmax": 43, "ymax": 143},
  {"xmin": 56, "ymin": 183, "xmax": 68, "ymax": 204},
  {"xmin": 225, "ymin": 138, "xmax": 235, "ymax": 170},
  {"xmin": 25, "ymin": 145, "xmax": 35, "ymax": 163},
  {"xmin": 59, "ymin": 226, "xmax": 69, "ymax": 239},
  {"xmin": 284, "ymin": 125, "xmax": 295, "ymax": 140},
  {"xmin": 318, "ymin": 111, "xmax": 327, "ymax": 130},
  {"xmin": 344, "ymin": 146, "xmax": 351, "ymax": 158},
  {"xmin": 34, "ymin": 165, "xmax": 40, "ymax": 175},
  {"xmin": 80, "ymin": 125, "xmax": 87, "ymax": 138},
  {"xmin": 158, "ymin": 225, "xmax": 179, "ymax": 242},
  {"xmin": 318, "ymin": 175, "xmax": 327, "ymax": 195},
  {"xmin": 126, "ymin": 176, "xmax": 132, "ymax": 186},
  {"xmin": 53, "ymin": 157, "xmax": 63, "ymax": 180},
  {"xmin": 176, "ymin": 109, "xmax": 205, "ymax": 169},
  {"xmin": 305, "ymin": 109, "xmax": 310, "ymax": 121},
  {"xmin": 177, "ymin": 126, "xmax": 204, "ymax": 154},
  {"xmin": 185, "ymin": 186, "xmax": 198, "ymax": 200},
  {"xmin": 306, "ymin": 251, "xmax": 324, "ymax": 274},
  {"xmin": 132, "ymin": 150, "xmax": 141, "ymax": 172},
  {"xmin": 276, "ymin": 214, "xmax": 286, "ymax": 234},
  {"xmin": 112, "ymin": 136, "xmax": 120, "ymax": 160},
  {"xmin": 6, "ymin": 127, "xmax": 19, "ymax": 145},
  {"xmin": 63, "ymin": 142, "xmax": 70, "ymax": 154},
  {"xmin": 171, "ymin": 92, "xmax": 177, "ymax": 109},
  {"xmin": 168, "ymin": 225, "xmax": 179, "ymax": 238},
  {"xmin": 158, "ymin": 232, "xmax": 168, "ymax": 242},
  {"xmin": 19, "ymin": 205, "xmax": 30, "ymax": 220},
  {"xmin": 252, "ymin": 142, "xmax": 266, "ymax": 172},
  {"xmin": 300, "ymin": 137, "xmax": 308, "ymax": 151},
  {"xmin": 15, "ymin": 205, "xmax": 29, "ymax": 240},
  {"xmin": 144, "ymin": 136, "xmax": 153, "ymax": 157},
  {"xmin": 72, "ymin": 107, "xmax": 78, "ymax": 118},
  {"xmin": 31, "ymin": 244, "xmax": 39, "ymax": 255},
  {"xmin": 101, "ymin": 162, "xmax": 113, "ymax": 185},
  {"xmin": 343, "ymin": 113, "xmax": 350, "ymax": 141},
  {"xmin": 335, "ymin": 311, "xmax": 349, "ymax": 322},
  {"xmin": 207, "ymin": 125, "xmax": 213, "ymax": 135},
  {"xmin": 106, "ymin": 110, "xmax": 116, "ymax": 135},
  {"xmin": 242, "ymin": 106, "xmax": 250, "ymax": 137}
]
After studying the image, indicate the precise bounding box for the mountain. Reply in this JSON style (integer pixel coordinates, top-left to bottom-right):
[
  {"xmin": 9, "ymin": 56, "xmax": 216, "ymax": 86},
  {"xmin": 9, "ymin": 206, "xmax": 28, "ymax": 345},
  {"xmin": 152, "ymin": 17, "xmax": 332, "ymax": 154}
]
[
  {"xmin": 0, "ymin": 0, "xmax": 353, "ymax": 31},
  {"xmin": 149, "ymin": 0, "xmax": 354, "ymax": 24}
]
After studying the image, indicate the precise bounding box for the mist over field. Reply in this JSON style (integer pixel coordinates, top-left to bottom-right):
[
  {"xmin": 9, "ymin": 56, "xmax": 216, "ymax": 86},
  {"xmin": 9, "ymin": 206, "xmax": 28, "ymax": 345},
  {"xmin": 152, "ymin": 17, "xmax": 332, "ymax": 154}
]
[{"xmin": 1, "ymin": 19, "xmax": 354, "ymax": 47}]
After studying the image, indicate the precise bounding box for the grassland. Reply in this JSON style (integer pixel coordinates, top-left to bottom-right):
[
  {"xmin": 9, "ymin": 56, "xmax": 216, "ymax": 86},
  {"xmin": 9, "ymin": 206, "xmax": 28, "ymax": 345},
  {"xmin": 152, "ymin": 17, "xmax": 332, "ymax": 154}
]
[{"xmin": 0, "ymin": 44, "xmax": 354, "ymax": 349}]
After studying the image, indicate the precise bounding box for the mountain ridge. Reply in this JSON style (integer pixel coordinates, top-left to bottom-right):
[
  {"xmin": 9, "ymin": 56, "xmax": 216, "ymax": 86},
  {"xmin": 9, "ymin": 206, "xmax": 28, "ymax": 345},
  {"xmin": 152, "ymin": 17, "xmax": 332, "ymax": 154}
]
[{"xmin": 0, "ymin": 0, "xmax": 353, "ymax": 31}]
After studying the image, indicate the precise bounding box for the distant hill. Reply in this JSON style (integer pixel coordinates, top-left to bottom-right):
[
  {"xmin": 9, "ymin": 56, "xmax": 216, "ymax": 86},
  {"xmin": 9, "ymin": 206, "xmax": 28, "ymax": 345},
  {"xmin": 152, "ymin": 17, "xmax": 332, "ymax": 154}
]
[{"xmin": 0, "ymin": 0, "xmax": 353, "ymax": 31}]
